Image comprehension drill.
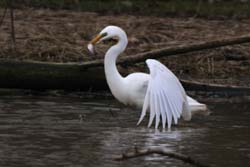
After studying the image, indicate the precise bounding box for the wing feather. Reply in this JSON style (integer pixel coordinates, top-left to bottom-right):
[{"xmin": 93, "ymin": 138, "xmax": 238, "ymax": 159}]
[
  {"xmin": 164, "ymin": 93, "xmax": 177, "ymax": 124},
  {"xmin": 153, "ymin": 93, "xmax": 161, "ymax": 129},
  {"xmin": 158, "ymin": 92, "xmax": 166, "ymax": 129},
  {"xmin": 137, "ymin": 59, "xmax": 190, "ymax": 129},
  {"xmin": 148, "ymin": 92, "xmax": 155, "ymax": 128},
  {"xmin": 137, "ymin": 83, "xmax": 150, "ymax": 125}
]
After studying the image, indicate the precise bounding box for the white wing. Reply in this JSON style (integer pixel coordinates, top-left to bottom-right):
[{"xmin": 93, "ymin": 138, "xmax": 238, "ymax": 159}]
[{"xmin": 137, "ymin": 59, "xmax": 190, "ymax": 129}]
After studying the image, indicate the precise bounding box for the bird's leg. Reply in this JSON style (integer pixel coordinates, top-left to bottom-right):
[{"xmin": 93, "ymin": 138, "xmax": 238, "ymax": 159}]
[
  {"xmin": 107, "ymin": 102, "xmax": 118, "ymax": 117},
  {"xmin": 108, "ymin": 107, "xmax": 116, "ymax": 117}
]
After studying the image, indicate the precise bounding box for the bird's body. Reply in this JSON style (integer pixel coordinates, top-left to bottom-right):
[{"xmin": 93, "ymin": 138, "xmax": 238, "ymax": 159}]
[
  {"xmin": 115, "ymin": 72, "xmax": 149, "ymax": 107},
  {"xmin": 108, "ymin": 72, "xmax": 206, "ymax": 114},
  {"xmin": 88, "ymin": 26, "xmax": 207, "ymax": 129}
]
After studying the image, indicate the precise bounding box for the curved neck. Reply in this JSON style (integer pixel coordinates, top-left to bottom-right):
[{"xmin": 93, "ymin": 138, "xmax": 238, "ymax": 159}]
[{"xmin": 104, "ymin": 32, "xmax": 128, "ymax": 100}]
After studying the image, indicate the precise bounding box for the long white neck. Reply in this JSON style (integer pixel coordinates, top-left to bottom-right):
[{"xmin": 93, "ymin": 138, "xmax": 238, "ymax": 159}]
[{"xmin": 104, "ymin": 31, "xmax": 128, "ymax": 102}]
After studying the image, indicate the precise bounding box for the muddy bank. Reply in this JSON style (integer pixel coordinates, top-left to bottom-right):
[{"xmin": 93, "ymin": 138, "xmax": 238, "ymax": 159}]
[{"xmin": 0, "ymin": 9, "xmax": 250, "ymax": 87}]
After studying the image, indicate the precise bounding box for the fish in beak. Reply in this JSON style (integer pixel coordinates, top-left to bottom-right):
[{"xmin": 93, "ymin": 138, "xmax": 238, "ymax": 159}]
[{"xmin": 87, "ymin": 33, "xmax": 107, "ymax": 55}]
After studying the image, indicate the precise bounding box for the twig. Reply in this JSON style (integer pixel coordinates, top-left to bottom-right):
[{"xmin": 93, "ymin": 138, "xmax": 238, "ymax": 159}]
[
  {"xmin": 114, "ymin": 147, "xmax": 210, "ymax": 167},
  {"xmin": 0, "ymin": 1, "xmax": 7, "ymax": 28},
  {"xmin": 8, "ymin": 0, "xmax": 16, "ymax": 51}
]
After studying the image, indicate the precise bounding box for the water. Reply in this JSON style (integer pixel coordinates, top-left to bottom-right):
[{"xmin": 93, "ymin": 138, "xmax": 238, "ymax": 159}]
[{"xmin": 0, "ymin": 94, "xmax": 249, "ymax": 167}]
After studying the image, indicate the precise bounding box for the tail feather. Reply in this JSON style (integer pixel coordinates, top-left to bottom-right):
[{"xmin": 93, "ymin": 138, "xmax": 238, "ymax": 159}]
[{"xmin": 187, "ymin": 96, "xmax": 208, "ymax": 115}]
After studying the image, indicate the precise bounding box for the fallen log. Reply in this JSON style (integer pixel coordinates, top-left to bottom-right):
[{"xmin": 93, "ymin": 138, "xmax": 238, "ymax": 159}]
[
  {"xmin": 0, "ymin": 59, "xmax": 108, "ymax": 90},
  {"xmin": 0, "ymin": 59, "xmax": 250, "ymax": 96},
  {"xmin": 1, "ymin": 34, "xmax": 250, "ymax": 92},
  {"xmin": 114, "ymin": 147, "xmax": 210, "ymax": 167}
]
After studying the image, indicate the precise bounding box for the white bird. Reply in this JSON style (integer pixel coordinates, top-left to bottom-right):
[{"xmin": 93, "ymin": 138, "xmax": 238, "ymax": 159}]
[{"xmin": 88, "ymin": 26, "xmax": 207, "ymax": 129}]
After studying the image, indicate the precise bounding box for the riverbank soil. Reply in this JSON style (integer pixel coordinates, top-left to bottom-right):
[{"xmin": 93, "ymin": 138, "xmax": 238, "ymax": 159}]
[{"xmin": 0, "ymin": 9, "xmax": 250, "ymax": 86}]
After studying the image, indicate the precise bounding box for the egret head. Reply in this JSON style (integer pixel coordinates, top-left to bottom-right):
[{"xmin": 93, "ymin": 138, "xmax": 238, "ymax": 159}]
[{"xmin": 88, "ymin": 26, "xmax": 127, "ymax": 54}]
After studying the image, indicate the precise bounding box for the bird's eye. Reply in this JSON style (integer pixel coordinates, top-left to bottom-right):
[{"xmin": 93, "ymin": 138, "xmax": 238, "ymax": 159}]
[
  {"xmin": 101, "ymin": 32, "xmax": 108, "ymax": 38},
  {"xmin": 103, "ymin": 37, "xmax": 118, "ymax": 44}
]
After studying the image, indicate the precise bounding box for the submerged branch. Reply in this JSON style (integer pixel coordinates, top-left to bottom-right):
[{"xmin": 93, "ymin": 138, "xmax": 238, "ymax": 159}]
[{"xmin": 114, "ymin": 147, "xmax": 210, "ymax": 167}]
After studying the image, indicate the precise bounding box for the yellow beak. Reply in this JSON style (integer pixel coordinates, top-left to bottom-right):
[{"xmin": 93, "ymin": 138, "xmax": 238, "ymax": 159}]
[{"xmin": 90, "ymin": 34, "xmax": 102, "ymax": 45}]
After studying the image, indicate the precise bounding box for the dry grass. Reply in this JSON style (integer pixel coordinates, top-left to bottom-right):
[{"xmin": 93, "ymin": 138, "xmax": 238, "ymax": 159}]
[{"xmin": 0, "ymin": 9, "xmax": 250, "ymax": 86}]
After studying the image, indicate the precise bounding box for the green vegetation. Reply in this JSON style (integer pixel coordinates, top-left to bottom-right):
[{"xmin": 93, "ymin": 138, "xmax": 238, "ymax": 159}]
[{"xmin": 1, "ymin": 0, "xmax": 250, "ymax": 18}]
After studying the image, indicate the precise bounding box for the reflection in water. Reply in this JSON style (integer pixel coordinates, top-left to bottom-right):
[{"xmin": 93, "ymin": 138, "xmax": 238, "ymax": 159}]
[{"xmin": 0, "ymin": 95, "xmax": 249, "ymax": 167}]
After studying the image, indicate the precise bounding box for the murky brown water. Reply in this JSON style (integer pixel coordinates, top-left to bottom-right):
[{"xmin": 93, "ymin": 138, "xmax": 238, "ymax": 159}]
[{"xmin": 0, "ymin": 94, "xmax": 249, "ymax": 167}]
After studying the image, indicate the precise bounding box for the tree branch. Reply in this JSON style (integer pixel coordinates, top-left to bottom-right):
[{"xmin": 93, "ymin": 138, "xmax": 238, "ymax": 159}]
[
  {"xmin": 181, "ymin": 79, "xmax": 250, "ymax": 96},
  {"xmin": 81, "ymin": 34, "xmax": 250, "ymax": 69},
  {"xmin": 114, "ymin": 147, "xmax": 210, "ymax": 167}
]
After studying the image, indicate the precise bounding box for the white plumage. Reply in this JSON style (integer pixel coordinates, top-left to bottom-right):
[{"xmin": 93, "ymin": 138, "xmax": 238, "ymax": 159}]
[
  {"xmin": 88, "ymin": 26, "xmax": 207, "ymax": 129},
  {"xmin": 137, "ymin": 59, "xmax": 190, "ymax": 129}
]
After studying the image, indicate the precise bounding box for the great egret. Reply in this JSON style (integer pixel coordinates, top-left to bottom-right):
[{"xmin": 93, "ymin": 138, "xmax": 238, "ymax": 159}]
[{"xmin": 88, "ymin": 26, "xmax": 207, "ymax": 129}]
